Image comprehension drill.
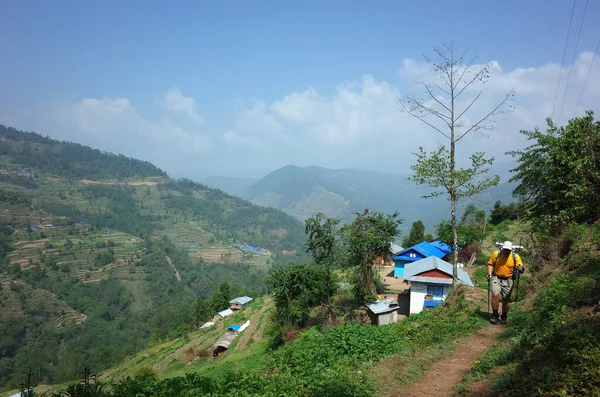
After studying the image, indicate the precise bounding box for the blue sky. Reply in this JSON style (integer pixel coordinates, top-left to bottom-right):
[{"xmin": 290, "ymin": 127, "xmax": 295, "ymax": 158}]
[{"xmin": 1, "ymin": 0, "xmax": 599, "ymax": 179}]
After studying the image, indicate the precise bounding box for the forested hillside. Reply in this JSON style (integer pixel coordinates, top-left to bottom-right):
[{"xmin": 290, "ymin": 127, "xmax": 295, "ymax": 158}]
[{"xmin": 0, "ymin": 125, "xmax": 306, "ymax": 390}]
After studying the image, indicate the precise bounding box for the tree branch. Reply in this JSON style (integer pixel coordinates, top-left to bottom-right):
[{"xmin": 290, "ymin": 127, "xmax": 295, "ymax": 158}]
[
  {"xmin": 455, "ymin": 64, "xmax": 489, "ymax": 99},
  {"xmin": 455, "ymin": 91, "xmax": 514, "ymax": 143},
  {"xmin": 454, "ymin": 55, "xmax": 477, "ymax": 89},
  {"xmin": 399, "ymin": 100, "xmax": 451, "ymax": 139},
  {"xmin": 455, "ymin": 91, "xmax": 483, "ymax": 122},
  {"xmin": 423, "ymin": 82, "xmax": 452, "ymax": 113}
]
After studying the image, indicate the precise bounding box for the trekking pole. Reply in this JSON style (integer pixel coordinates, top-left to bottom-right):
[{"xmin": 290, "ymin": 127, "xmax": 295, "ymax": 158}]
[{"xmin": 514, "ymin": 271, "xmax": 520, "ymax": 308}]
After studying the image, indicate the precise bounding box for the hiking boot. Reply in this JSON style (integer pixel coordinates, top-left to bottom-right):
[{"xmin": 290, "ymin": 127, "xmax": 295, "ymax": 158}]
[
  {"xmin": 490, "ymin": 315, "xmax": 499, "ymax": 325},
  {"xmin": 500, "ymin": 315, "xmax": 508, "ymax": 324}
]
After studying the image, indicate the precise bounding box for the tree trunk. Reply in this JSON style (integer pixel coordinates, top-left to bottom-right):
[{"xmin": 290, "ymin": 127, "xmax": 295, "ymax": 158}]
[{"xmin": 450, "ymin": 67, "xmax": 458, "ymax": 285}]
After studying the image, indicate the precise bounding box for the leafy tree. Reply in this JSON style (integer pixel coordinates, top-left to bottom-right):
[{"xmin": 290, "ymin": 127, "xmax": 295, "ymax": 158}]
[
  {"xmin": 489, "ymin": 200, "xmax": 524, "ymax": 225},
  {"xmin": 194, "ymin": 298, "xmax": 213, "ymax": 325},
  {"xmin": 266, "ymin": 263, "xmax": 331, "ymax": 329},
  {"xmin": 402, "ymin": 220, "xmax": 425, "ymax": 247},
  {"xmin": 211, "ymin": 281, "xmax": 231, "ymax": 312},
  {"xmin": 340, "ymin": 209, "xmax": 401, "ymax": 302},
  {"xmin": 509, "ymin": 111, "xmax": 600, "ymax": 232},
  {"xmin": 399, "ymin": 43, "xmax": 512, "ymax": 282},
  {"xmin": 304, "ymin": 213, "xmax": 342, "ymax": 306}
]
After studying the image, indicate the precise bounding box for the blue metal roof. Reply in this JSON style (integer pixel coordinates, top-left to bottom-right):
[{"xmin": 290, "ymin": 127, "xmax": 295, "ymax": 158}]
[
  {"xmin": 392, "ymin": 242, "xmax": 447, "ymax": 261},
  {"xmin": 228, "ymin": 325, "xmax": 241, "ymax": 331},
  {"xmin": 429, "ymin": 240, "xmax": 455, "ymax": 254}
]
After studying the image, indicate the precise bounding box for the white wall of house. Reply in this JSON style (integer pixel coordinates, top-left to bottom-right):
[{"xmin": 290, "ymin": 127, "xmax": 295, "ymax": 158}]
[{"xmin": 409, "ymin": 281, "xmax": 450, "ymax": 314}]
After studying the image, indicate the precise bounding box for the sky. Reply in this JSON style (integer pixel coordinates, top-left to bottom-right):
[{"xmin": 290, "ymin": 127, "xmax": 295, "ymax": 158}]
[{"xmin": 1, "ymin": 0, "xmax": 599, "ymax": 180}]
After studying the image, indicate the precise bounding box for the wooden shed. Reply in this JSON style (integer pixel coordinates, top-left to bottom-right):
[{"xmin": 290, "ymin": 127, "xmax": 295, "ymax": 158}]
[{"xmin": 366, "ymin": 300, "xmax": 399, "ymax": 326}]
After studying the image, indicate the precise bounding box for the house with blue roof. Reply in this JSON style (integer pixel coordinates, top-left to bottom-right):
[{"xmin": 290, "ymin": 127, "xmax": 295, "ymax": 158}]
[
  {"xmin": 391, "ymin": 240, "xmax": 454, "ymax": 278},
  {"xmin": 403, "ymin": 256, "xmax": 473, "ymax": 314}
]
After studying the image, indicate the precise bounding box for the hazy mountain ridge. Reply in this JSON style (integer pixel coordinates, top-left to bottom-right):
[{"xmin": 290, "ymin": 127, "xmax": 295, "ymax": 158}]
[{"xmin": 242, "ymin": 165, "xmax": 517, "ymax": 235}]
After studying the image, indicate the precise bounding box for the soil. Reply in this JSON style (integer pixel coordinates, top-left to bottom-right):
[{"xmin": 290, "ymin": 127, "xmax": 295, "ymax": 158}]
[
  {"xmin": 389, "ymin": 325, "xmax": 503, "ymax": 397},
  {"xmin": 378, "ymin": 266, "xmax": 409, "ymax": 293},
  {"xmin": 165, "ymin": 255, "xmax": 181, "ymax": 282}
]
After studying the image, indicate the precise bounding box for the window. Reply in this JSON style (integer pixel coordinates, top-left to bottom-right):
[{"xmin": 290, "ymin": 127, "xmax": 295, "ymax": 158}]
[
  {"xmin": 409, "ymin": 252, "xmax": 417, "ymax": 258},
  {"xmin": 427, "ymin": 285, "xmax": 444, "ymax": 297}
]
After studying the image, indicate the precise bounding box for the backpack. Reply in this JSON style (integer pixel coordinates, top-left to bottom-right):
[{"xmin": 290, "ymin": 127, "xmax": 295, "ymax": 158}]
[{"xmin": 493, "ymin": 250, "xmax": 519, "ymax": 280}]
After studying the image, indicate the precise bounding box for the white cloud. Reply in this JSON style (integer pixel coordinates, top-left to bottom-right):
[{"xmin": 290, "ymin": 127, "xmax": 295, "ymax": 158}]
[
  {"xmin": 4, "ymin": 51, "xmax": 599, "ymax": 179},
  {"xmin": 230, "ymin": 51, "xmax": 600, "ymax": 161},
  {"xmin": 163, "ymin": 87, "xmax": 204, "ymax": 125}
]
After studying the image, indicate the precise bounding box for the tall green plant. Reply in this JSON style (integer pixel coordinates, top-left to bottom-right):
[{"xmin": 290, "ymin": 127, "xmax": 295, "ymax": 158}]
[{"xmin": 340, "ymin": 209, "xmax": 401, "ymax": 302}]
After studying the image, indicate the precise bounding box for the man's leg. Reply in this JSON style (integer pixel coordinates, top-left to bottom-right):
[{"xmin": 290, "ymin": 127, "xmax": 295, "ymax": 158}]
[
  {"xmin": 490, "ymin": 277, "xmax": 501, "ymax": 324},
  {"xmin": 499, "ymin": 278, "xmax": 514, "ymax": 324}
]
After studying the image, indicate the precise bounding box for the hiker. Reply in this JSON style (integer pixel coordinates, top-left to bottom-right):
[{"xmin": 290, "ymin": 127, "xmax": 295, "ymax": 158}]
[{"xmin": 487, "ymin": 241, "xmax": 525, "ymax": 324}]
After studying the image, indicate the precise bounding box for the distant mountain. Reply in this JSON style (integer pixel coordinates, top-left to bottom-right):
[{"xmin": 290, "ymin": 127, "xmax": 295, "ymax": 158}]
[
  {"xmin": 241, "ymin": 165, "xmax": 517, "ymax": 235},
  {"xmin": 192, "ymin": 175, "xmax": 259, "ymax": 196}
]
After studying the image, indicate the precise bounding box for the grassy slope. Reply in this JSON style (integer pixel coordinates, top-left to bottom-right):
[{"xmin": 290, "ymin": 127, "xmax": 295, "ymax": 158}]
[
  {"xmin": 30, "ymin": 298, "xmax": 273, "ymax": 395},
  {"xmin": 455, "ymin": 224, "xmax": 600, "ymax": 396}
]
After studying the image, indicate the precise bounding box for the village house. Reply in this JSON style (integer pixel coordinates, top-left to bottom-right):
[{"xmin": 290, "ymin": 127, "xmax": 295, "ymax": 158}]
[
  {"xmin": 229, "ymin": 296, "xmax": 253, "ymax": 310},
  {"xmin": 403, "ymin": 256, "xmax": 474, "ymax": 315},
  {"xmin": 391, "ymin": 240, "xmax": 453, "ymax": 278},
  {"xmin": 366, "ymin": 300, "xmax": 399, "ymax": 326},
  {"xmin": 373, "ymin": 242, "xmax": 404, "ymax": 266},
  {"xmin": 217, "ymin": 308, "xmax": 234, "ymax": 318}
]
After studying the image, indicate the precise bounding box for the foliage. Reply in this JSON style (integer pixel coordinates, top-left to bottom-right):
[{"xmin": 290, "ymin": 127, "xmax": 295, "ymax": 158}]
[
  {"xmin": 266, "ymin": 263, "xmax": 333, "ymax": 331},
  {"xmin": 211, "ymin": 281, "xmax": 232, "ymax": 312},
  {"xmin": 402, "ymin": 220, "xmax": 425, "ymax": 247},
  {"xmin": 0, "ymin": 125, "xmax": 166, "ymax": 179},
  {"xmin": 340, "ymin": 210, "xmax": 401, "ymax": 302},
  {"xmin": 304, "ymin": 212, "xmax": 342, "ymax": 305},
  {"xmin": 489, "ymin": 200, "xmax": 524, "ymax": 225},
  {"xmin": 194, "ymin": 299, "xmax": 213, "ymax": 325},
  {"xmin": 509, "ymin": 111, "xmax": 600, "ymax": 233}
]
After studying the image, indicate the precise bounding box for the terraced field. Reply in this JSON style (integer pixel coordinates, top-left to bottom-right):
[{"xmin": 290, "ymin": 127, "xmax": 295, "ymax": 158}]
[
  {"xmin": 0, "ymin": 277, "xmax": 87, "ymax": 328},
  {"xmin": 98, "ymin": 297, "xmax": 274, "ymax": 384}
]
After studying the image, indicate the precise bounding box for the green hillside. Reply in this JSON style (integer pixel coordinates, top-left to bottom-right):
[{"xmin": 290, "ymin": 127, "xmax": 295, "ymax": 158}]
[
  {"xmin": 0, "ymin": 125, "xmax": 306, "ymax": 390},
  {"xmin": 241, "ymin": 165, "xmax": 516, "ymax": 235}
]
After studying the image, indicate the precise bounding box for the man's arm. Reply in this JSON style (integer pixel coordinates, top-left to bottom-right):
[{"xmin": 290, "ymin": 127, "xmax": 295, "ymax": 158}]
[
  {"xmin": 487, "ymin": 251, "xmax": 497, "ymax": 279},
  {"xmin": 516, "ymin": 254, "xmax": 525, "ymax": 274}
]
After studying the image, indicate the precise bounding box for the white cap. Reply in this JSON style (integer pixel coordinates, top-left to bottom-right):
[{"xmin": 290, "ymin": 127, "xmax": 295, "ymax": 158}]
[{"xmin": 502, "ymin": 241, "xmax": 513, "ymax": 251}]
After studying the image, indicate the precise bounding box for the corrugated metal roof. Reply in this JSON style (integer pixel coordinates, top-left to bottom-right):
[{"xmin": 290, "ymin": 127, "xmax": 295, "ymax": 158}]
[
  {"xmin": 393, "ymin": 242, "xmax": 447, "ymax": 261},
  {"xmin": 229, "ymin": 296, "xmax": 253, "ymax": 305},
  {"xmin": 218, "ymin": 308, "xmax": 234, "ymax": 317},
  {"xmin": 429, "ymin": 240, "xmax": 454, "ymax": 254},
  {"xmin": 404, "ymin": 257, "xmax": 474, "ymax": 287},
  {"xmin": 366, "ymin": 299, "xmax": 398, "ymax": 314},
  {"xmin": 390, "ymin": 243, "xmax": 403, "ymax": 255}
]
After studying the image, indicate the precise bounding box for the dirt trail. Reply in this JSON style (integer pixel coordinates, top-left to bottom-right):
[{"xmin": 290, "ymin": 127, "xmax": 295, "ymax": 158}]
[
  {"xmin": 391, "ymin": 325, "xmax": 502, "ymax": 397},
  {"xmin": 165, "ymin": 255, "xmax": 181, "ymax": 282}
]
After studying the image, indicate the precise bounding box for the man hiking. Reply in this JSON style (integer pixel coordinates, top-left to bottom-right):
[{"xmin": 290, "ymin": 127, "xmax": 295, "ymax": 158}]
[{"xmin": 487, "ymin": 241, "xmax": 525, "ymax": 324}]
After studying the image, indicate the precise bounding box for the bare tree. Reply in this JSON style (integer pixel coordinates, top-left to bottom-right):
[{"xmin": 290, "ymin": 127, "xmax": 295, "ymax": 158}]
[{"xmin": 399, "ymin": 42, "xmax": 514, "ymax": 283}]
